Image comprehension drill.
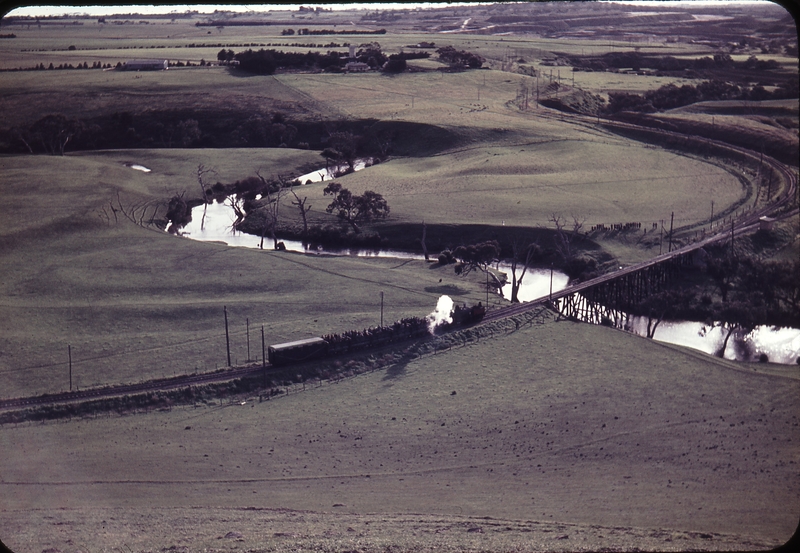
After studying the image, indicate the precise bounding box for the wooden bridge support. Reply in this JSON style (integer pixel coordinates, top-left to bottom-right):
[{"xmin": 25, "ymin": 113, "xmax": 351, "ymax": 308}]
[{"xmin": 554, "ymin": 252, "xmax": 693, "ymax": 325}]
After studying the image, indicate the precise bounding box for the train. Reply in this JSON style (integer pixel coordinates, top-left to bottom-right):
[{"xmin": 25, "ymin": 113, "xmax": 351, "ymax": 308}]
[
  {"xmin": 268, "ymin": 303, "xmax": 486, "ymax": 366},
  {"xmin": 446, "ymin": 302, "xmax": 487, "ymax": 327}
]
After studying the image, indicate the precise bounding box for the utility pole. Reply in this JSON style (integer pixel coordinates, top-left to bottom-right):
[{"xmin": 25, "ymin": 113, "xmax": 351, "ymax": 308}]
[
  {"xmin": 731, "ymin": 219, "xmax": 735, "ymax": 256},
  {"xmin": 68, "ymin": 344, "xmax": 72, "ymax": 392},
  {"xmin": 549, "ymin": 263, "xmax": 554, "ymax": 302},
  {"xmin": 261, "ymin": 325, "xmax": 266, "ymax": 388},
  {"xmin": 668, "ymin": 212, "xmax": 674, "ymax": 253},
  {"xmin": 659, "ymin": 219, "xmax": 664, "ymax": 255},
  {"xmin": 380, "ymin": 291, "xmax": 384, "ymax": 327},
  {"xmin": 766, "ymin": 171, "xmax": 773, "ymax": 200},
  {"xmin": 710, "ymin": 200, "xmax": 714, "ymax": 231},
  {"xmin": 246, "ymin": 318, "xmax": 250, "ymax": 362},
  {"xmin": 224, "ymin": 306, "xmax": 231, "ymax": 367}
]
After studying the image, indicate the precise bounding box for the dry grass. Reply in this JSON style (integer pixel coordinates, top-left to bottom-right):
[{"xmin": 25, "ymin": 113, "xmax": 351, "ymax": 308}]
[{"xmin": 1, "ymin": 317, "xmax": 797, "ymax": 551}]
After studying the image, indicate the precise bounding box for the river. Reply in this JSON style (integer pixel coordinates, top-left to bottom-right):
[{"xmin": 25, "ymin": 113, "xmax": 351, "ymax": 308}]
[{"xmin": 153, "ymin": 162, "xmax": 798, "ymax": 365}]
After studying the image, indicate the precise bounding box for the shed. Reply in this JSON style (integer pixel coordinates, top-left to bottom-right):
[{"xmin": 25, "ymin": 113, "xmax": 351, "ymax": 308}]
[
  {"xmin": 122, "ymin": 59, "xmax": 168, "ymax": 71},
  {"xmin": 759, "ymin": 216, "xmax": 776, "ymax": 231}
]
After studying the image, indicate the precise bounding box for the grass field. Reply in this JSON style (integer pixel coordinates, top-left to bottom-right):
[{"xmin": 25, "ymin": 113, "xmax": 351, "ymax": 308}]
[
  {"xmin": 2, "ymin": 316, "xmax": 798, "ymax": 551},
  {"xmin": 0, "ymin": 132, "xmax": 744, "ymax": 400},
  {"xmin": 0, "ymin": 149, "xmax": 505, "ymax": 399}
]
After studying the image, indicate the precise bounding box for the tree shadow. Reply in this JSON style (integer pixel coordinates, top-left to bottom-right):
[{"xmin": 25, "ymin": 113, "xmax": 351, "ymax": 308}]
[{"xmin": 424, "ymin": 284, "xmax": 469, "ymax": 296}]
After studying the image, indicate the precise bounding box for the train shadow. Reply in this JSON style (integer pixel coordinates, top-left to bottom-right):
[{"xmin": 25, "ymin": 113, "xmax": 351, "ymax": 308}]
[{"xmin": 381, "ymin": 355, "xmax": 415, "ymax": 381}]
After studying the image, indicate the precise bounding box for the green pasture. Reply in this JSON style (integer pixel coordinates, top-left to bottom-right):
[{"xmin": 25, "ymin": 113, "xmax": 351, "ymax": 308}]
[
  {"xmin": 0, "ymin": 65, "xmax": 346, "ymax": 128},
  {"xmin": 0, "ymin": 129, "xmax": 746, "ymax": 400},
  {"xmin": 0, "ymin": 150, "xmax": 493, "ymax": 399},
  {"xmin": 300, "ymin": 137, "xmax": 744, "ymax": 231},
  {"xmin": 1, "ymin": 317, "xmax": 797, "ymax": 550},
  {"xmin": 0, "ymin": 23, "xmax": 757, "ymax": 401}
]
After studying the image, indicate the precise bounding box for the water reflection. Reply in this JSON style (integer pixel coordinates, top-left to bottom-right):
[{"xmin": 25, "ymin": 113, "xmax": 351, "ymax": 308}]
[
  {"xmin": 172, "ymin": 197, "xmax": 570, "ymax": 302},
  {"xmin": 294, "ymin": 158, "xmax": 373, "ymax": 184},
  {"xmin": 627, "ymin": 316, "xmax": 799, "ymax": 365},
  {"xmin": 125, "ymin": 163, "xmax": 151, "ymax": 172}
]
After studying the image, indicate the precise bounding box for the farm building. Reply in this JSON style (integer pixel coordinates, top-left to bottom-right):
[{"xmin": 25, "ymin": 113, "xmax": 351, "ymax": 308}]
[
  {"xmin": 121, "ymin": 59, "xmax": 168, "ymax": 71},
  {"xmin": 345, "ymin": 61, "xmax": 370, "ymax": 72}
]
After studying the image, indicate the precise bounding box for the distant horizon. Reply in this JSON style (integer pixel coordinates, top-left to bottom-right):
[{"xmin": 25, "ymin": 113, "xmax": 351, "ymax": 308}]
[
  {"xmin": 5, "ymin": 3, "xmax": 482, "ymax": 18},
  {"xmin": 3, "ymin": 0, "xmax": 774, "ymax": 19}
]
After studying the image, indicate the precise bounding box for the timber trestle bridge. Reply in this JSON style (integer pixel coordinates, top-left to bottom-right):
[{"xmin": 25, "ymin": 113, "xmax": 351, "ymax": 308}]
[
  {"xmin": 481, "ymin": 111, "xmax": 799, "ymax": 327},
  {"xmin": 484, "ymin": 161, "xmax": 796, "ymax": 326}
]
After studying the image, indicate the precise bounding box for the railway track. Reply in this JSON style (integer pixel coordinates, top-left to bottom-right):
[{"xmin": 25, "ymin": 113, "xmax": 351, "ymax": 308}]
[
  {"xmin": 1, "ymin": 112, "xmax": 795, "ymax": 414},
  {"xmin": 476, "ymin": 113, "xmax": 798, "ymax": 322},
  {"xmin": 0, "ymin": 363, "xmax": 271, "ymax": 411}
]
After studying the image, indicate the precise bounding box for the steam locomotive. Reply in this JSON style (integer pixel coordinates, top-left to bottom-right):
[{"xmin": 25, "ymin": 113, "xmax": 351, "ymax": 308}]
[{"xmin": 268, "ymin": 303, "xmax": 486, "ymax": 366}]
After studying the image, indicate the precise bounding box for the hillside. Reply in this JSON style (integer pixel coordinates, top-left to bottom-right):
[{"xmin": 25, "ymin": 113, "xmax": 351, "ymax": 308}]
[{"xmin": 1, "ymin": 314, "xmax": 797, "ymax": 551}]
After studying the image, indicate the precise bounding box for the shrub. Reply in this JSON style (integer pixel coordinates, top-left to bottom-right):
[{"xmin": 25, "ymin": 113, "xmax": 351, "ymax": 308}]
[{"xmin": 438, "ymin": 249, "xmax": 455, "ymax": 264}]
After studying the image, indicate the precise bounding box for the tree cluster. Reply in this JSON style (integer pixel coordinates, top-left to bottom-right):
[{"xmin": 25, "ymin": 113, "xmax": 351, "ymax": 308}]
[
  {"xmin": 322, "ymin": 182, "xmax": 389, "ymax": 233},
  {"xmin": 1, "ymin": 61, "xmax": 115, "ymax": 72},
  {"xmin": 451, "ymin": 240, "xmax": 506, "ymax": 292},
  {"xmin": 295, "ymin": 28, "xmax": 386, "ymax": 36},
  {"xmin": 13, "ymin": 114, "xmax": 84, "ymax": 155},
  {"xmin": 573, "ymin": 52, "xmax": 783, "ymax": 74},
  {"xmin": 231, "ymin": 113, "xmax": 297, "ymax": 148},
  {"xmin": 233, "ymin": 48, "xmax": 349, "ymax": 74},
  {"xmin": 606, "ymin": 78, "xmax": 798, "ymax": 114},
  {"xmin": 632, "ymin": 249, "xmax": 799, "ymax": 359},
  {"xmin": 436, "ymin": 46, "xmax": 484, "ymax": 68}
]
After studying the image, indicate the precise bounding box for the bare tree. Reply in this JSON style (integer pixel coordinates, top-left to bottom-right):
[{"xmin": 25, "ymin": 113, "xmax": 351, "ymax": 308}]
[
  {"xmin": 290, "ymin": 187, "xmax": 312, "ymax": 239},
  {"xmin": 25, "ymin": 114, "xmax": 84, "ymax": 155},
  {"xmin": 196, "ymin": 164, "xmax": 217, "ymax": 231},
  {"xmin": 550, "ymin": 213, "xmax": 585, "ymax": 261},
  {"xmin": 256, "ymin": 171, "xmax": 287, "ymax": 249},
  {"xmin": 508, "ymin": 235, "xmax": 540, "ymax": 303}
]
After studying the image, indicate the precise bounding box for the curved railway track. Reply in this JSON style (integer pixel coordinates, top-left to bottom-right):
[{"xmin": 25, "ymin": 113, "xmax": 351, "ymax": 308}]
[{"xmin": 1, "ymin": 112, "xmax": 796, "ymax": 413}]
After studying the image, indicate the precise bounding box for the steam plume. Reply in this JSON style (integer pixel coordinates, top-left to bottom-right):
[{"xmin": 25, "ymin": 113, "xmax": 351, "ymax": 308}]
[{"xmin": 426, "ymin": 295, "xmax": 454, "ymax": 333}]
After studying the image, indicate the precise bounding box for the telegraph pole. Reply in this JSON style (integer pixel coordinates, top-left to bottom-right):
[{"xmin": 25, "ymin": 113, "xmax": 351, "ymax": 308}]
[
  {"xmin": 261, "ymin": 325, "xmax": 267, "ymax": 388},
  {"xmin": 68, "ymin": 344, "xmax": 72, "ymax": 392},
  {"xmin": 246, "ymin": 318, "xmax": 250, "ymax": 362},
  {"xmin": 380, "ymin": 291, "xmax": 384, "ymax": 327},
  {"xmin": 710, "ymin": 201, "xmax": 714, "ymax": 231},
  {"xmin": 224, "ymin": 306, "xmax": 231, "ymax": 367},
  {"xmin": 667, "ymin": 212, "xmax": 674, "ymax": 253}
]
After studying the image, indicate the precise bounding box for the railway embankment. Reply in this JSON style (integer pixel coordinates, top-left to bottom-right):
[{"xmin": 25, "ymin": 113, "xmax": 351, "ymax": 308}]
[{"xmin": 0, "ymin": 308, "xmax": 552, "ymax": 424}]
